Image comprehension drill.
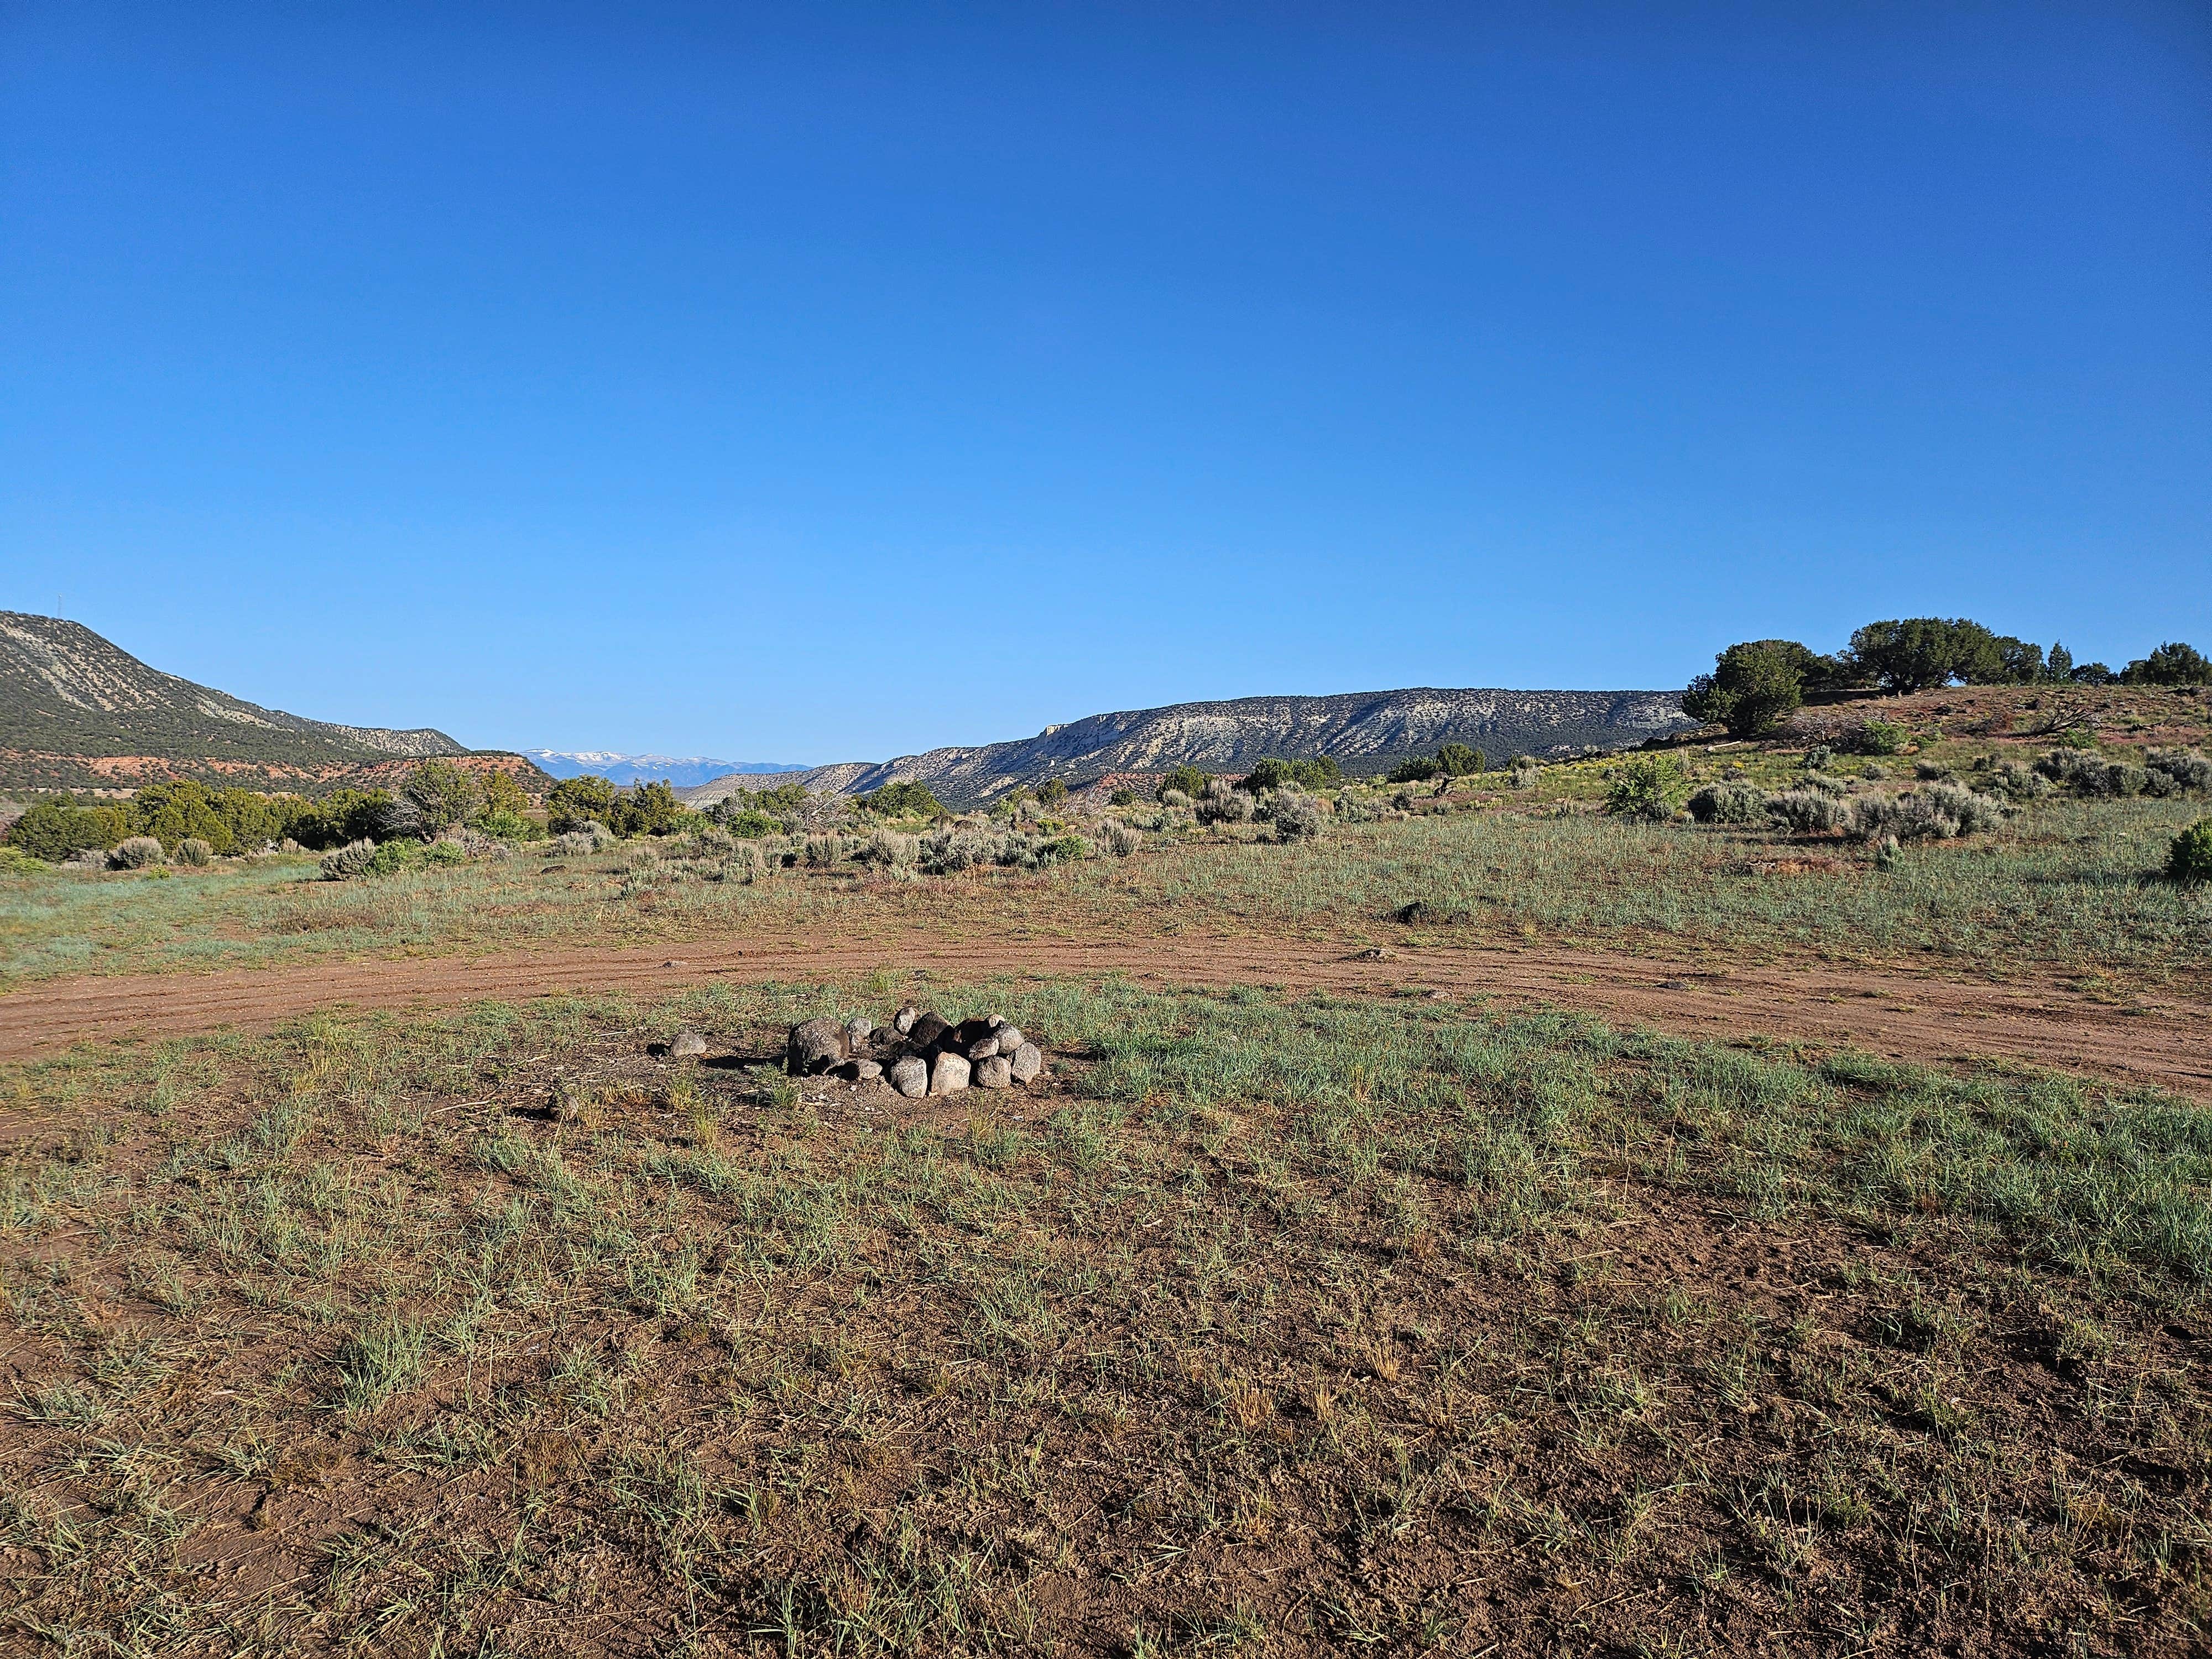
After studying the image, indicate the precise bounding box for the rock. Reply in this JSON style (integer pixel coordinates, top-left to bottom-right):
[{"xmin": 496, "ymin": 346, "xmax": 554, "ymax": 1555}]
[
  {"xmin": 837, "ymin": 1057, "xmax": 884, "ymax": 1082},
  {"xmin": 987, "ymin": 1014, "xmax": 1006, "ymax": 1030},
  {"xmin": 1008, "ymin": 1042, "xmax": 1043, "ymax": 1085},
  {"xmin": 993, "ymin": 1027, "xmax": 1025, "ymax": 1055},
  {"xmin": 929, "ymin": 1051, "xmax": 972, "ymax": 1095},
  {"xmin": 890, "ymin": 1055, "xmax": 929, "ymax": 1098},
  {"xmin": 952, "ymin": 1016, "xmax": 995, "ymax": 1048},
  {"xmin": 893, "ymin": 1002, "xmax": 921, "ymax": 1035},
  {"xmin": 975, "ymin": 1055, "xmax": 1013, "ymax": 1089},
  {"xmin": 845, "ymin": 1016, "xmax": 874, "ymax": 1047},
  {"xmin": 966, "ymin": 1034, "xmax": 1001, "ymax": 1061},
  {"xmin": 908, "ymin": 1011, "xmax": 952, "ymax": 1051},
  {"xmin": 670, "ymin": 1029, "xmax": 708, "ymax": 1058},
  {"xmin": 786, "ymin": 1017, "xmax": 846, "ymax": 1076}
]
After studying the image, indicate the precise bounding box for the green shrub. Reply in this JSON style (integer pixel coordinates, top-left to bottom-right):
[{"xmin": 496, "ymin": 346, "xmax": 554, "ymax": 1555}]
[
  {"xmin": 1032, "ymin": 833, "xmax": 1091, "ymax": 867},
  {"xmin": 283, "ymin": 789, "xmax": 394, "ymax": 850},
  {"xmin": 4, "ymin": 800, "xmax": 131, "ymax": 862},
  {"xmin": 477, "ymin": 808, "xmax": 540, "ymax": 841},
  {"xmin": 1686, "ymin": 782, "xmax": 1764, "ymax": 825},
  {"xmin": 477, "ymin": 769, "xmax": 532, "ymax": 822},
  {"xmin": 1852, "ymin": 719, "xmax": 1910, "ymax": 756},
  {"xmin": 1386, "ymin": 755, "xmax": 1442, "ymax": 784},
  {"xmin": 2145, "ymin": 749, "xmax": 2211, "ymax": 795},
  {"xmin": 1260, "ymin": 790, "xmax": 1324, "ymax": 842},
  {"xmin": 422, "ymin": 839, "xmax": 468, "ymax": 866},
  {"xmin": 1241, "ymin": 758, "xmax": 1292, "ymax": 793},
  {"xmin": 546, "ymin": 775, "xmax": 619, "ymax": 834},
  {"xmin": 132, "ymin": 780, "xmax": 278, "ymax": 854},
  {"xmin": 367, "ymin": 839, "xmax": 424, "ymax": 876},
  {"xmin": 1159, "ymin": 765, "xmax": 1208, "ymax": 801},
  {"xmin": 723, "ymin": 808, "xmax": 779, "ymax": 838},
  {"xmin": 175, "ymin": 837, "xmax": 215, "ymax": 867},
  {"xmin": 1109, "ymin": 787, "xmax": 1137, "ymax": 807},
  {"xmin": 402, "ymin": 760, "xmax": 482, "ymax": 834},
  {"xmin": 1765, "ymin": 790, "xmax": 1847, "ymax": 834},
  {"xmin": 112, "ymin": 836, "xmax": 166, "ymax": 869},
  {"xmin": 859, "ymin": 780, "xmax": 945, "ymax": 818},
  {"xmin": 1604, "ymin": 755, "xmax": 1688, "ymax": 821},
  {"xmin": 607, "ymin": 780, "xmax": 691, "ymax": 838},
  {"xmin": 1436, "ymin": 743, "xmax": 1484, "ymax": 777},
  {"xmin": 2168, "ymin": 818, "xmax": 2212, "ymax": 883},
  {"xmin": 1196, "ymin": 778, "xmax": 1254, "ymax": 825},
  {"xmin": 320, "ymin": 839, "xmax": 378, "ymax": 881}
]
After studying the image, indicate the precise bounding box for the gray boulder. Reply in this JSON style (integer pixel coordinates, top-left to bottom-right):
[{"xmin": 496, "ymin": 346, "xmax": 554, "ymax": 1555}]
[
  {"xmin": 929, "ymin": 1052, "xmax": 972, "ymax": 1095},
  {"xmin": 966, "ymin": 1034, "xmax": 1001, "ymax": 1061},
  {"xmin": 908, "ymin": 1011, "xmax": 952, "ymax": 1051},
  {"xmin": 786, "ymin": 1017, "xmax": 847, "ymax": 1076},
  {"xmin": 993, "ymin": 1026, "xmax": 1025, "ymax": 1055},
  {"xmin": 890, "ymin": 1055, "xmax": 929, "ymax": 1098},
  {"xmin": 1008, "ymin": 1042, "xmax": 1043, "ymax": 1085},
  {"xmin": 837, "ymin": 1057, "xmax": 884, "ymax": 1082},
  {"xmin": 845, "ymin": 1015, "xmax": 874, "ymax": 1047},
  {"xmin": 893, "ymin": 1002, "xmax": 921, "ymax": 1035},
  {"xmin": 670, "ymin": 1029, "xmax": 708, "ymax": 1058},
  {"xmin": 975, "ymin": 1055, "xmax": 1013, "ymax": 1089}
]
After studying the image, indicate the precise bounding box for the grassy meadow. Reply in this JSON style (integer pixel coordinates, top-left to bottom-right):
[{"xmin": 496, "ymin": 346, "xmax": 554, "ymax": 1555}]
[
  {"xmin": 3, "ymin": 979, "xmax": 2208, "ymax": 1655},
  {"xmin": 2, "ymin": 789, "xmax": 2208, "ymax": 992}
]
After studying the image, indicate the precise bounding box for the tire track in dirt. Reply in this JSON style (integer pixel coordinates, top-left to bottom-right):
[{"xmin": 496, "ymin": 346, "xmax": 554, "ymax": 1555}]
[{"xmin": 4, "ymin": 933, "xmax": 2208, "ymax": 1099}]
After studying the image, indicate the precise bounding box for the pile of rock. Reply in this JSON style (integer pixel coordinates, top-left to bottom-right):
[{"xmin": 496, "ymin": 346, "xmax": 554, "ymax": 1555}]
[{"xmin": 786, "ymin": 1003, "xmax": 1046, "ymax": 1099}]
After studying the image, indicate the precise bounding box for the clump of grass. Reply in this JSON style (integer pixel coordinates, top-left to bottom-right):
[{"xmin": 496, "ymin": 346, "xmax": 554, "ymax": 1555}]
[{"xmin": 334, "ymin": 1314, "xmax": 426, "ymax": 1412}]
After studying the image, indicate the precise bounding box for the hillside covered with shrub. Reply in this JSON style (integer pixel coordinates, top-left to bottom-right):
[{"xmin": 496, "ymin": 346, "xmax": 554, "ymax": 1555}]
[{"xmin": 0, "ymin": 612, "xmax": 545, "ymax": 792}]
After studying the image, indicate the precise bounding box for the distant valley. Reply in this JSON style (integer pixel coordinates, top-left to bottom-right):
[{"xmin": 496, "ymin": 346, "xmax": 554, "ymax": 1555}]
[{"xmin": 522, "ymin": 752, "xmax": 807, "ymax": 789}]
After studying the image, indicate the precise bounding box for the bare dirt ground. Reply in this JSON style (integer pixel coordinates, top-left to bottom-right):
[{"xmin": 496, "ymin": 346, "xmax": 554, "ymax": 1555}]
[{"xmin": 6, "ymin": 929, "xmax": 2208, "ymax": 1098}]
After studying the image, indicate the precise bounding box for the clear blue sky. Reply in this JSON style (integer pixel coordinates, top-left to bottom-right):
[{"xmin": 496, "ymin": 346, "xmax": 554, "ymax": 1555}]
[{"xmin": 4, "ymin": 3, "xmax": 2207, "ymax": 763}]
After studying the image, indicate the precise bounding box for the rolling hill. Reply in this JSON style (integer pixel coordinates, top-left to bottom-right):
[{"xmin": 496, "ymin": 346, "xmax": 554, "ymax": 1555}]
[
  {"xmin": 0, "ymin": 613, "xmax": 545, "ymax": 795},
  {"xmin": 682, "ymin": 686, "xmax": 1697, "ymax": 808}
]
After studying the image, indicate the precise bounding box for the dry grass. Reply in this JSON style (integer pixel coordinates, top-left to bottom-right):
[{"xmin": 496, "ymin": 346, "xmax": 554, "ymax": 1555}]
[
  {"xmin": 3, "ymin": 979, "xmax": 2208, "ymax": 1655},
  {"xmin": 2, "ymin": 781, "xmax": 2208, "ymax": 996}
]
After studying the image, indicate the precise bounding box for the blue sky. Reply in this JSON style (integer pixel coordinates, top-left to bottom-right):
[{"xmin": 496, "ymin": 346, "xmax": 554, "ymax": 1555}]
[{"xmin": 4, "ymin": 3, "xmax": 2207, "ymax": 763}]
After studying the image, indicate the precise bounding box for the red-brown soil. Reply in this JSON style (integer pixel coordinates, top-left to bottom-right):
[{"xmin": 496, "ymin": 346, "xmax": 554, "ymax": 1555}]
[{"xmin": 5, "ymin": 931, "xmax": 2206, "ymax": 1098}]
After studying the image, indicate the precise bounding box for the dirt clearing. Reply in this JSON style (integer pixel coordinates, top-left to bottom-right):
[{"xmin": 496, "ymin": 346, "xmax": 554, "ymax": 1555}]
[{"xmin": 4, "ymin": 930, "xmax": 2208, "ymax": 1098}]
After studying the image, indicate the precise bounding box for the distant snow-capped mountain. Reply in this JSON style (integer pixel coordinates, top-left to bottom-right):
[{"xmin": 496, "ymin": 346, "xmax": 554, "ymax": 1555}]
[{"xmin": 522, "ymin": 750, "xmax": 807, "ymax": 789}]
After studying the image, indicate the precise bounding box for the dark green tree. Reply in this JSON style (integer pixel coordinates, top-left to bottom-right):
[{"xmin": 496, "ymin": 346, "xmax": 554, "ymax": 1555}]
[
  {"xmin": 1990, "ymin": 637, "xmax": 2046, "ymax": 684},
  {"xmin": 1436, "ymin": 743, "xmax": 1485, "ymax": 776},
  {"xmin": 545, "ymin": 775, "xmax": 618, "ymax": 833},
  {"xmin": 1158, "ymin": 765, "xmax": 1207, "ymax": 801},
  {"xmin": 1681, "ymin": 640, "xmax": 1807, "ymax": 737},
  {"xmin": 1845, "ymin": 618, "xmax": 2007, "ymax": 693},
  {"xmin": 403, "ymin": 760, "xmax": 482, "ymax": 835},
  {"xmin": 608, "ymin": 780, "xmax": 688, "ymax": 837},
  {"xmin": 2125, "ymin": 641, "xmax": 2212, "ymax": 686}
]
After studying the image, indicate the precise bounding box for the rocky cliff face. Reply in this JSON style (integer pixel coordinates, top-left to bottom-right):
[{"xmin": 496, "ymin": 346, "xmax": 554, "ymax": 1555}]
[{"xmin": 684, "ymin": 687, "xmax": 1695, "ymax": 808}]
